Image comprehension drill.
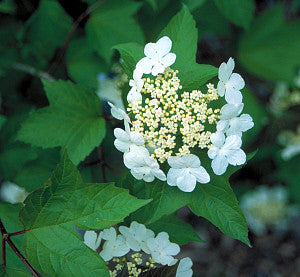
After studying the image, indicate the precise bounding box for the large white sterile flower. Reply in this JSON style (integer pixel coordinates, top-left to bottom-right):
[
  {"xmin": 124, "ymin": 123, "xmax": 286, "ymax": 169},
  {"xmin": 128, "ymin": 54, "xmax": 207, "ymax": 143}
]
[
  {"xmin": 0, "ymin": 182, "xmax": 28, "ymax": 204},
  {"xmin": 146, "ymin": 232, "xmax": 180, "ymax": 266},
  {"xmin": 217, "ymin": 103, "xmax": 254, "ymax": 137},
  {"xmin": 114, "ymin": 128, "xmax": 144, "ymax": 153},
  {"xmin": 217, "ymin": 57, "xmax": 245, "ymax": 104},
  {"xmin": 208, "ymin": 132, "xmax": 246, "ymax": 175},
  {"xmin": 99, "ymin": 227, "xmax": 129, "ymax": 261},
  {"xmin": 167, "ymin": 154, "xmax": 210, "ymax": 192},
  {"xmin": 83, "ymin": 231, "xmax": 101, "ymax": 251},
  {"xmin": 176, "ymin": 257, "xmax": 193, "ymax": 277},
  {"xmin": 127, "ymin": 69, "xmax": 144, "ymax": 104},
  {"xmin": 136, "ymin": 36, "xmax": 176, "ymax": 76},
  {"xmin": 124, "ymin": 145, "xmax": 166, "ymax": 182},
  {"xmin": 119, "ymin": 221, "xmax": 154, "ymax": 253},
  {"xmin": 108, "ymin": 102, "xmax": 131, "ymax": 131}
]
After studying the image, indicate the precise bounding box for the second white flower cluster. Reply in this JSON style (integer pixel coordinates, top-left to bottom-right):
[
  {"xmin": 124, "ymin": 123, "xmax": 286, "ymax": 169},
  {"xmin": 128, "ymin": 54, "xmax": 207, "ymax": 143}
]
[{"xmin": 83, "ymin": 221, "xmax": 193, "ymax": 277}]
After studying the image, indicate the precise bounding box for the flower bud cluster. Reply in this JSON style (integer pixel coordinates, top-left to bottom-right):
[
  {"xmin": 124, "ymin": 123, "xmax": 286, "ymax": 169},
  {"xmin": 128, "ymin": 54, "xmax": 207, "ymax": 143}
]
[{"xmin": 83, "ymin": 221, "xmax": 193, "ymax": 277}]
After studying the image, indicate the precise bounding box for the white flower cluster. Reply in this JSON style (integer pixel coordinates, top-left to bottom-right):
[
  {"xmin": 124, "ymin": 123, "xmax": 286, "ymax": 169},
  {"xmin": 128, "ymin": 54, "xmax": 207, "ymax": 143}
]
[
  {"xmin": 110, "ymin": 37, "xmax": 254, "ymax": 192},
  {"xmin": 208, "ymin": 58, "xmax": 254, "ymax": 175},
  {"xmin": 240, "ymin": 186, "xmax": 292, "ymax": 236},
  {"xmin": 83, "ymin": 221, "xmax": 193, "ymax": 277}
]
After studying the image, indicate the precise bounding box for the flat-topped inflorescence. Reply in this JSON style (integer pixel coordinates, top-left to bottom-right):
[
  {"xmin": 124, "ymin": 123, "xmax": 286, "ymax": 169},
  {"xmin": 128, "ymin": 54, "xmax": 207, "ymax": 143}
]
[{"xmin": 110, "ymin": 36, "xmax": 254, "ymax": 192}]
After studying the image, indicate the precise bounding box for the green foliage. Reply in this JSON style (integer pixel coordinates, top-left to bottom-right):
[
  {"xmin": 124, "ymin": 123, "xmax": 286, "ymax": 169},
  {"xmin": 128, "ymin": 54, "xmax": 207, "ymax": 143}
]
[
  {"xmin": 0, "ymin": 266, "xmax": 31, "ymax": 277},
  {"xmin": 148, "ymin": 213, "xmax": 204, "ymax": 245},
  {"xmin": 19, "ymin": 0, "xmax": 72, "ymax": 65},
  {"xmin": 86, "ymin": 0, "xmax": 144, "ymax": 64},
  {"xmin": 117, "ymin": 174, "xmax": 188, "ymax": 225},
  {"xmin": 238, "ymin": 4, "xmax": 300, "ymax": 83},
  {"xmin": 66, "ymin": 38, "xmax": 108, "ymax": 88},
  {"xmin": 19, "ymin": 152, "xmax": 150, "ymax": 276},
  {"xmin": 0, "ymin": 203, "xmax": 28, "ymax": 273},
  {"xmin": 17, "ymin": 80, "xmax": 106, "ymax": 165},
  {"xmin": 213, "ymin": 0, "xmax": 255, "ymax": 29},
  {"xmin": 160, "ymin": 7, "xmax": 218, "ymax": 89}
]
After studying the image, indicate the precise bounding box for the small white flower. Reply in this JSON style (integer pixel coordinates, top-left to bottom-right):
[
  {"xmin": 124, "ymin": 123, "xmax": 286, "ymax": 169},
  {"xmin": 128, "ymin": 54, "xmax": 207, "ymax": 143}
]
[
  {"xmin": 108, "ymin": 102, "xmax": 131, "ymax": 131},
  {"xmin": 114, "ymin": 128, "xmax": 144, "ymax": 153},
  {"xmin": 119, "ymin": 221, "xmax": 154, "ymax": 253},
  {"xmin": 217, "ymin": 103, "xmax": 254, "ymax": 137},
  {"xmin": 208, "ymin": 132, "xmax": 246, "ymax": 175},
  {"xmin": 136, "ymin": 36, "xmax": 176, "ymax": 76},
  {"xmin": 167, "ymin": 154, "xmax": 210, "ymax": 192},
  {"xmin": 146, "ymin": 232, "xmax": 180, "ymax": 266},
  {"xmin": 99, "ymin": 227, "xmax": 129, "ymax": 261},
  {"xmin": 176, "ymin": 257, "xmax": 193, "ymax": 277},
  {"xmin": 0, "ymin": 182, "xmax": 28, "ymax": 204},
  {"xmin": 83, "ymin": 231, "xmax": 101, "ymax": 251},
  {"xmin": 127, "ymin": 69, "xmax": 144, "ymax": 104},
  {"xmin": 217, "ymin": 58, "xmax": 245, "ymax": 104},
  {"xmin": 124, "ymin": 145, "xmax": 166, "ymax": 182}
]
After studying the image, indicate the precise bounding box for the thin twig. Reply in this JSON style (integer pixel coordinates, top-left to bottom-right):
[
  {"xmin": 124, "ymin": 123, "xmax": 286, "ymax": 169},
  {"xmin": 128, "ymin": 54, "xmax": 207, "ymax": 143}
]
[
  {"xmin": 12, "ymin": 63, "xmax": 54, "ymax": 81},
  {"xmin": 6, "ymin": 238, "xmax": 40, "ymax": 277},
  {"xmin": 98, "ymin": 145, "xmax": 107, "ymax": 182},
  {"xmin": 7, "ymin": 230, "xmax": 28, "ymax": 237},
  {"xmin": 48, "ymin": 0, "xmax": 106, "ymax": 74},
  {"xmin": 0, "ymin": 219, "xmax": 40, "ymax": 276}
]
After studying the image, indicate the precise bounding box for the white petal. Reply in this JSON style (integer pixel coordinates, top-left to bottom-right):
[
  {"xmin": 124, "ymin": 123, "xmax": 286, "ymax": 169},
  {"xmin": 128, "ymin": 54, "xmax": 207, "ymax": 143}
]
[
  {"xmin": 131, "ymin": 168, "xmax": 144, "ymax": 180},
  {"xmin": 223, "ymin": 135, "xmax": 242, "ymax": 151},
  {"xmin": 208, "ymin": 145, "xmax": 219, "ymax": 159},
  {"xmin": 114, "ymin": 128, "xmax": 130, "ymax": 141},
  {"xmin": 152, "ymin": 168, "xmax": 167, "ymax": 181},
  {"xmin": 180, "ymin": 154, "xmax": 201, "ymax": 168},
  {"xmin": 124, "ymin": 151, "xmax": 145, "ymax": 169},
  {"xmin": 225, "ymin": 89, "xmax": 243, "ymax": 104},
  {"xmin": 167, "ymin": 168, "xmax": 183, "ymax": 186},
  {"xmin": 136, "ymin": 57, "xmax": 153, "ymax": 74},
  {"xmin": 226, "ymin": 118, "xmax": 242, "ymax": 137},
  {"xmin": 239, "ymin": 114, "xmax": 254, "ymax": 132},
  {"xmin": 136, "ymin": 78, "xmax": 144, "ymax": 91},
  {"xmin": 220, "ymin": 103, "xmax": 244, "ymax": 119},
  {"xmin": 144, "ymin": 42, "xmax": 158, "ymax": 59},
  {"xmin": 218, "ymin": 62, "xmax": 230, "ymax": 82},
  {"xmin": 177, "ymin": 171, "xmax": 197, "ymax": 192},
  {"xmin": 108, "ymin": 102, "xmax": 130, "ymax": 122},
  {"xmin": 227, "ymin": 73, "xmax": 245, "ymax": 91},
  {"xmin": 167, "ymin": 156, "xmax": 184, "ymax": 169},
  {"xmin": 143, "ymin": 172, "xmax": 155, "ymax": 182},
  {"xmin": 190, "ymin": 166, "xmax": 210, "ymax": 184},
  {"xmin": 127, "ymin": 88, "xmax": 142, "ymax": 104},
  {"xmin": 227, "ymin": 149, "xmax": 246, "ymax": 166},
  {"xmin": 84, "ymin": 231, "xmax": 100, "ymax": 250},
  {"xmin": 156, "ymin": 36, "xmax": 172, "ymax": 57},
  {"xmin": 99, "ymin": 245, "xmax": 113, "ymax": 261},
  {"xmin": 217, "ymin": 120, "xmax": 229, "ymax": 132},
  {"xmin": 130, "ymin": 131, "xmax": 144, "ymax": 145},
  {"xmin": 152, "ymin": 62, "xmax": 165, "ymax": 76},
  {"xmin": 211, "ymin": 154, "xmax": 228, "ymax": 175},
  {"xmin": 101, "ymin": 227, "xmax": 116, "ymax": 241},
  {"xmin": 114, "ymin": 139, "xmax": 130, "ymax": 153},
  {"xmin": 217, "ymin": 81, "xmax": 225, "ymax": 97},
  {"xmin": 164, "ymin": 243, "xmax": 180, "ymax": 256},
  {"xmin": 210, "ymin": 131, "xmax": 225, "ymax": 147},
  {"xmin": 161, "ymin": 53, "xmax": 176, "ymax": 68},
  {"xmin": 133, "ymin": 68, "xmax": 143, "ymax": 80}
]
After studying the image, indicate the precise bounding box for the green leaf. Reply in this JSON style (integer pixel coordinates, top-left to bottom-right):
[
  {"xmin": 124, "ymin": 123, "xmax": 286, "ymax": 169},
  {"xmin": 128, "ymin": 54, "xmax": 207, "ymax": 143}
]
[
  {"xmin": 213, "ymin": 0, "xmax": 255, "ymax": 29},
  {"xmin": 14, "ymin": 148, "xmax": 60, "ymax": 192},
  {"xmin": 19, "ymin": 152, "xmax": 150, "ymax": 276},
  {"xmin": 188, "ymin": 178, "xmax": 250, "ymax": 246},
  {"xmin": 160, "ymin": 7, "xmax": 218, "ymax": 88},
  {"xmin": 0, "ymin": 203, "xmax": 29, "ymax": 273},
  {"xmin": 86, "ymin": 0, "xmax": 144, "ymax": 64},
  {"xmin": 19, "ymin": 0, "xmax": 72, "ymax": 65},
  {"xmin": 117, "ymin": 173, "xmax": 189, "ymax": 225},
  {"xmin": 114, "ymin": 43, "xmax": 144, "ymax": 78},
  {"xmin": 0, "ymin": 266, "xmax": 31, "ymax": 277},
  {"xmin": 238, "ymin": 4, "xmax": 300, "ymax": 83},
  {"xmin": 17, "ymin": 80, "xmax": 106, "ymax": 165},
  {"xmin": 148, "ymin": 213, "xmax": 204, "ymax": 245},
  {"xmin": 0, "ymin": 0, "xmax": 15, "ymax": 14},
  {"xmin": 66, "ymin": 38, "xmax": 108, "ymax": 88}
]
